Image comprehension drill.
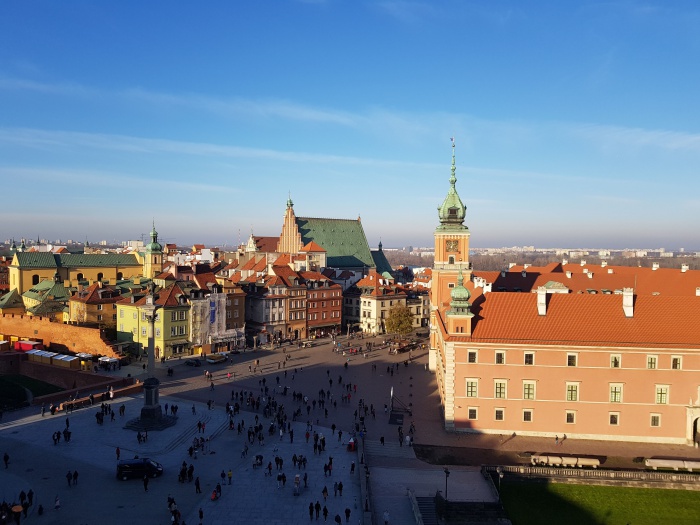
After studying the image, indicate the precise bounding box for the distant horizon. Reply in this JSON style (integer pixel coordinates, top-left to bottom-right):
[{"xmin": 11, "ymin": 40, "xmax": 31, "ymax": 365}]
[{"xmin": 2, "ymin": 2, "xmax": 697, "ymax": 250}]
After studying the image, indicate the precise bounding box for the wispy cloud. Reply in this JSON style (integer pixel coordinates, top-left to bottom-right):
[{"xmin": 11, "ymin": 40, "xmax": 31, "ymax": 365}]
[
  {"xmin": 0, "ymin": 166, "xmax": 241, "ymax": 195},
  {"xmin": 0, "ymin": 76, "xmax": 96, "ymax": 97},
  {"xmin": 570, "ymin": 123, "xmax": 700, "ymax": 152},
  {"xmin": 374, "ymin": 1, "xmax": 440, "ymax": 23}
]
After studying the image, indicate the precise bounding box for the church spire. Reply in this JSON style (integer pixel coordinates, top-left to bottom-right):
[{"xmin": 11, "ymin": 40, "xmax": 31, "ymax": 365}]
[
  {"xmin": 287, "ymin": 192, "xmax": 294, "ymax": 209},
  {"xmin": 437, "ymin": 138, "xmax": 467, "ymax": 231}
]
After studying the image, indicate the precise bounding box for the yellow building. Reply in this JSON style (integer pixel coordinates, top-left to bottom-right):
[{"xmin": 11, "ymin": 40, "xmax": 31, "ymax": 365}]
[
  {"xmin": 9, "ymin": 252, "xmax": 142, "ymax": 295},
  {"xmin": 116, "ymin": 282, "xmax": 191, "ymax": 359},
  {"xmin": 68, "ymin": 282, "xmax": 122, "ymax": 328}
]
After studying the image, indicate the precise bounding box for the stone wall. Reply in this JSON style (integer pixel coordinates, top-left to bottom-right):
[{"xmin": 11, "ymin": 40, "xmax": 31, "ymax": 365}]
[{"xmin": 0, "ymin": 313, "xmax": 118, "ymax": 357}]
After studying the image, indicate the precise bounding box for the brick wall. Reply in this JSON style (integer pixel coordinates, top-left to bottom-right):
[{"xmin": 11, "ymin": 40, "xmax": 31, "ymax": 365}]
[{"xmin": 0, "ymin": 313, "xmax": 118, "ymax": 357}]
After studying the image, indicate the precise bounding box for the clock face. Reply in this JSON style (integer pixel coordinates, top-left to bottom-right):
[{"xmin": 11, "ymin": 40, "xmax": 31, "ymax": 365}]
[{"xmin": 446, "ymin": 240, "xmax": 459, "ymax": 252}]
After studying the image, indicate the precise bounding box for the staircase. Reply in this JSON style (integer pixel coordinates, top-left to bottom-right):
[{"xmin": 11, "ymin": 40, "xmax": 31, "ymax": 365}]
[
  {"xmin": 415, "ymin": 497, "xmax": 439, "ymax": 525},
  {"xmin": 363, "ymin": 439, "xmax": 416, "ymax": 460}
]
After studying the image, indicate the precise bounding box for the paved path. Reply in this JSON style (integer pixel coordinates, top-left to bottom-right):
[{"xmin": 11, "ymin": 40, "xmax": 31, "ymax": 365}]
[{"xmin": 3, "ymin": 332, "xmax": 699, "ymax": 525}]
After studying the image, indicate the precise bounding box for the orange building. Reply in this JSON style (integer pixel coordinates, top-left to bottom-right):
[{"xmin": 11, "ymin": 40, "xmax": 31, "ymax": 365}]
[{"xmin": 430, "ymin": 143, "xmax": 700, "ymax": 446}]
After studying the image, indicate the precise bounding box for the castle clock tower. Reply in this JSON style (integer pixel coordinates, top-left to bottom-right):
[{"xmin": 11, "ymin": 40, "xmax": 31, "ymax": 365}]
[
  {"xmin": 432, "ymin": 140, "xmax": 471, "ymax": 309},
  {"xmin": 429, "ymin": 140, "xmax": 472, "ymax": 371}
]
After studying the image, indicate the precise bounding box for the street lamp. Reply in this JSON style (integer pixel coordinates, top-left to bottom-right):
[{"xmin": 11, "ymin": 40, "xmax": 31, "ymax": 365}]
[
  {"xmin": 496, "ymin": 467, "xmax": 504, "ymax": 502},
  {"xmin": 444, "ymin": 467, "xmax": 450, "ymax": 501}
]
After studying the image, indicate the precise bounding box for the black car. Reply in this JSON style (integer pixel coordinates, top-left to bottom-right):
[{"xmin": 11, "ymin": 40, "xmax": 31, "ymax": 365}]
[
  {"xmin": 117, "ymin": 458, "xmax": 164, "ymax": 480},
  {"xmin": 185, "ymin": 358, "xmax": 201, "ymax": 367}
]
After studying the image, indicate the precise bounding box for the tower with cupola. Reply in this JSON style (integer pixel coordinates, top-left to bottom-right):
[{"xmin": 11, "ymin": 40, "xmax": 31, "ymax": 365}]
[{"xmin": 143, "ymin": 222, "xmax": 164, "ymax": 279}]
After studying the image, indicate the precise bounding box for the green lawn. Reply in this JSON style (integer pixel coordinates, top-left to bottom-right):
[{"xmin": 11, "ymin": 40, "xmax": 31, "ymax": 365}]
[
  {"xmin": 502, "ymin": 482, "xmax": 700, "ymax": 525},
  {"xmin": 0, "ymin": 374, "xmax": 64, "ymax": 410}
]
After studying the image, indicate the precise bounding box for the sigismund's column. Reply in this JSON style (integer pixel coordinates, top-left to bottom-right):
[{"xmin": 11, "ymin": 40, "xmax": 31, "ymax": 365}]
[{"xmin": 140, "ymin": 285, "xmax": 162, "ymax": 422}]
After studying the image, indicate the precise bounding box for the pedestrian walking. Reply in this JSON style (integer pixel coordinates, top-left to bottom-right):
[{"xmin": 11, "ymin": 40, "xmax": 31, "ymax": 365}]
[
  {"xmin": 3, "ymin": 452, "xmax": 9, "ymax": 468},
  {"xmin": 116, "ymin": 447, "xmax": 121, "ymax": 460},
  {"xmin": 345, "ymin": 508, "xmax": 351, "ymax": 523},
  {"xmin": 383, "ymin": 509, "xmax": 390, "ymax": 525},
  {"xmin": 72, "ymin": 470, "xmax": 79, "ymax": 485},
  {"xmin": 54, "ymin": 495, "xmax": 61, "ymax": 510},
  {"xmin": 309, "ymin": 502, "xmax": 314, "ymax": 521},
  {"xmin": 315, "ymin": 500, "xmax": 321, "ymax": 519},
  {"xmin": 228, "ymin": 469, "xmax": 233, "ymax": 485},
  {"xmin": 555, "ymin": 435, "xmax": 559, "ymax": 445},
  {"xmin": 323, "ymin": 505, "xmax": 329, "ymax": 521},
  {"xmin": 195, "ymin": 476, "xmax": 201, "ymax": 493},
  {"xmin": 143, "ymin": 474, "xmax": 149, "ymax": 492},
  {"xmin": 66, "ymin": 470, "xmax": 73, "ymax": 487}
]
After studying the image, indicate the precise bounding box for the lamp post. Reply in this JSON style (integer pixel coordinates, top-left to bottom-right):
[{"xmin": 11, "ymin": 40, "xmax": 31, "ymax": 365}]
[
  {"xmin": 444, "ymin": 467, "xmax": 450, "ymax": 501},
  {"xmin": 496, "ymin": 467, "xmax": 504, "ymax": 502}
]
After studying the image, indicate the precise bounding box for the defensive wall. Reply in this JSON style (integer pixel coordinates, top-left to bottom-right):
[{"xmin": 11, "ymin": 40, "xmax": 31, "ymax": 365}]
[{"xmin": 0, "ymin": 313, "xmax": 118, "ymax": 357}]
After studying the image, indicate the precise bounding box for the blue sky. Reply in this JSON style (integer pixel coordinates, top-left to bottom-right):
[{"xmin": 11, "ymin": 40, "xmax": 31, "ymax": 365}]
[{"xmin": 1, "ymin": 1, "xmax": 698, "ymax": 250}]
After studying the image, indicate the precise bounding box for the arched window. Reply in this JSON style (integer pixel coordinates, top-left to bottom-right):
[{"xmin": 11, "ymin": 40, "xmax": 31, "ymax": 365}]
[
  {"xmin": 448, "ymin": 256, "xmax": 455, "ymax": 265},
  {"xmin": 97, "ymin": 272, "xmax": 104, "ymax": 282},
  {"xmin": 76, "ymin": 273, "xmax": 84, "ymax": 281},
  {"xmin": 116, "ymin": 272, "xmax": 123, "ymax": 280},
  {"xmin": 32, "ymin": 274, "xmax": 40, "ymax": 285}
]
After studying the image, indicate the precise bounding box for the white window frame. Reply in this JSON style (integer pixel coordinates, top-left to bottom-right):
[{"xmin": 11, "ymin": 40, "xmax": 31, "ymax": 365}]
[
  {"xmin": 672, "ymin": 356, "xmax": 682, "ymax": 370},
  {"xmin": 467, "ymin": 407, "xmax": 478, "ymax": 420},
  {"xmin": 524, "ymin": 352, "xmax": 534, "ymax": 365},
  {"xmin": 650, "ymin": 414, "xmax": 661, "ymax": 427},
  {"xmin": 523, "ymin": 381, "xmax": 536, "ymax": 400},
  {"xmin": 523, "ymin": 409, "xmax": 533, "ymax": 423},
  {"xmin": 566, "ymin": 410, "xmax": 576, "ymax": 424},
  {"xmin": 647, "ymin": 355, "xmax": 658, "ymax": 370},
  {"xmin": 494, "ymin": 380, "xmax": 507, "ymax": 399},
  {"xmin": 610, "ymin": 383, "xmax": 623, "ymax": 403},
  {"xmin": 467, "ymin": 350, "xmax": 477, "ymax": 364},
  {"xmin": 495, "ymin": 351, "xmax": 505, "ymax": 365},
  {"xmin": 567, "ymin": 353, "xmax": 578, "ymax": 367},
  {"xmin": 566, "ymin": 382, "xmax": 579, "ymax": 402},
  {"xmin": 655, "ymin": 385, "xmax": 669, "ymax": 405},
  {"xmin": 465, "ymin": 378, "xmax": 479, "ymax": 398},
  {"xmin": 609, "ymin": 412, "xmax": 620, "ymax": 426},
  {"xmin": 495, "ymin": 408, "xmax": 504, "ymax": 421},
  {"xmin": 610, "ymin": 354, "xmax": 621, "ymax": 368}
]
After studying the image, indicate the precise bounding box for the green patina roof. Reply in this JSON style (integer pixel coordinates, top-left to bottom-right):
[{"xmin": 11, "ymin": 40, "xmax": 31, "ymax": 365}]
[
  {"xmin": 295, "ymin": 217, "xmax": 375, "ymax": 270},
  {"xmin": 437, "ymin": 141, "xmax": 469, "ymax": 232},
  {"xmin": 13, "ymin": 252, "xmax": 58, "ymax": 269},
  {"xmin": 448, "ymin": 268, "xmax": 473, "ymax": 316},
  {"xmin": 23, "ymin": 279, "xmax": 71, "ymax": 303},
  {"xmin": 371, "ymin": 249, "xmax": 393, "ymax": 279},
  {"xmin": 13, "ymin": 252, "xmax": 140, "ymax": 269},
  {"xmin": 59, "ymin": 253, "xmax": 140, "ymax": 268},
  {"xmin": 28, "ymin": 300, "xmax": 68, "ymax": 315},
  {"xmin": 0, "ymin": 289, "xmax": 24, "ymax": 309}
]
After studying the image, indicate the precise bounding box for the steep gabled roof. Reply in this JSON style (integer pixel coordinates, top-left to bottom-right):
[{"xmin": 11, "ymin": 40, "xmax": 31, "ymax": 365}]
[
  {"xmin": 371, "ymin": 249, "xmax": 393, "ymax": 278},
  {"xmin": 254, "ymin": 236, "xmax": 280, "ymax": 253},
  {"xmin": 300, "ymin": 241, "xmax": 326, "ymax": 253},
  {"xmin": 295, "ymin": 217, "xmax": 374, "ymax": 269},
  {"xmin": 0, "ymin": 288, "xmax": 24, "ymax": 309}
]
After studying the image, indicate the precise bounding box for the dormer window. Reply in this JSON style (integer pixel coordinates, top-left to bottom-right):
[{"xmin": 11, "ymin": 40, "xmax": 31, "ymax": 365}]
[{"xmin": 448, "ymin": 207, "xmax": 458, "ymax": 217}]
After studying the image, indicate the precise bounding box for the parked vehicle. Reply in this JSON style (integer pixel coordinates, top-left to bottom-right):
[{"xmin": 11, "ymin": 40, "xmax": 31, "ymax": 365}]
[
  {"xmin": 116, "ymin": 458, "xmax": 164, "ymax": 480},
  {"xmin": 206, "ymin": 354, "xmax": 227, "ymax": 365},
  {"xmin": 185, "ymin": 359, "xmax": 202, "ymax": 367}
]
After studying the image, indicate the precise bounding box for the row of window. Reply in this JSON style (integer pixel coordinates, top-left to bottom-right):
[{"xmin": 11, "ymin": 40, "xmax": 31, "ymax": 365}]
[
  {"xmin": 95, "ymin": 304, "xmax": 117, "ymax": 310},
  {"xmin": 466, "ymin": 379, "xmax": 670, "ymax": 404},
  {"xmin": 309, "ymin": 312, "xmax": 339, "ymax": 320},
  {"xmin": 468, "ymin": 350, "xmax": 684, "ymax": 370},
  {"xmin": 96, "ymin": 314, "xmax": 117, "ymax": 321},
  {"xmin": 468, "ymin": 408, "xmax": 663, "ymax": 427},
  {"xmin": 120, "ymin": 325, "xmax": 187, "ymax": 337},
  {"xmin": 309, "ymin": 291, "xmax": 340, "ymax": 299},
  {"xmin": 309, "ymin": 301, "xmax": 340, "ymax": 308}
]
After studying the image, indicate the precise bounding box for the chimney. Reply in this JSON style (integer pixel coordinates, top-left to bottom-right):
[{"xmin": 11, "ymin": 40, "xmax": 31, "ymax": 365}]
[
  {"xmin": 580, "ymin": 260, "xmax": 586, "ymax": 266},
  {"xmin": 583, "ymin": 268, "xmax": 588, "ymax": 274},
  {"xmin": 622, "ymin": 288, "xmax": 634, "ymax": 317},
  {"xmin": 566, "ymin": 271, "xmax": 572, "ymax": 278},
  {"xmin": 696, "ymin": 287, "xmax": 700, "ymax": 297},
  {"xmin": 521, "ymin": 270, "xmax": 527, "ymax": 278},
  {"xmin": 607, "ymin": 268, "xmax": 614, "ymax": 274},
  {"xmin": 587, "ymin": 272, "xmax": 594, "ymax": 279},
  {"xmin": 601, "ymin": 261, "xmax": 607, "ymax": 268},
  {"xmin": 652, "ymin": 262, "xmax": 660, "ymax": 271},
  {"xmin": 500, "ymin": 270, "xmax": 506, "ymax": 278},
  {"xmin": 682, "ymin": 264, "xmax": 689, "ymax": 273},
  {"xmin": 562, "ymin": 258, "xmax": 568, "ymax": 265},
  {"xmin": 537, "ymin": 286, "xmax": 547, "ymax": 316}
]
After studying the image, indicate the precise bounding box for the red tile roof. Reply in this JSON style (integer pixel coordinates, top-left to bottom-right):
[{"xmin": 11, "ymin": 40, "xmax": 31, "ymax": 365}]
[
  {"xmin": 300, "ymin": 241, "xmax": 326, "ymax": 253},
  {"xmin": 456, "ymin": 292, "xmax": 700, "ymax": 349}
]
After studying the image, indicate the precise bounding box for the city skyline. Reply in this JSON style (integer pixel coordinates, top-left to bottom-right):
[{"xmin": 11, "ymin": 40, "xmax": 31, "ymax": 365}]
[{"xmin": 1, "ymin": 2, "xmax": 698, "ymax": 250}]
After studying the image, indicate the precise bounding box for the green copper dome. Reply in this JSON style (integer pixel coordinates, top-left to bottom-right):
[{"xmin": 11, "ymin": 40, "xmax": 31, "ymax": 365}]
[
  {"xmin": 448, "ymin": 268, "xmax": 473, "ymax": 316},
  {"xmin": 145, "ymin": 222, "xmax": 162, "ymax": 253},
  {"xmin": 437, "ymin": 140, "xmax": 468, "ymax": 231}
]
